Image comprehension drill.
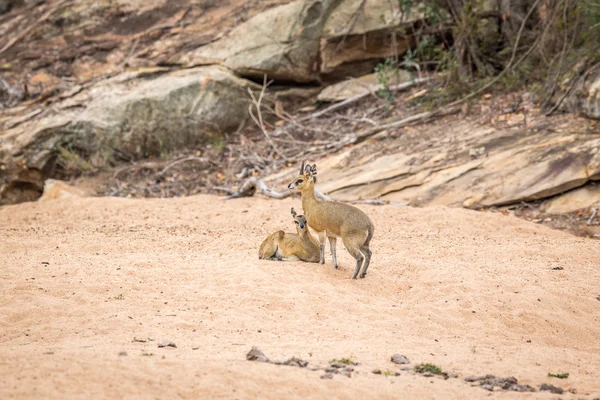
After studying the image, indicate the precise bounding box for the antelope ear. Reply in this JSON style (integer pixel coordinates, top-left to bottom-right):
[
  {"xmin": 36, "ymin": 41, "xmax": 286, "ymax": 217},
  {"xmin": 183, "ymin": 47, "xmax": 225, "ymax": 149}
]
[
  {"xmin": 291, "ymin": 207, "xmax": 296, "ymax": 217},
  {"xmin": 311, "ymin": 164, "xmax": 317, "ymax": 175},
  {"xmin": 304, "ymin": 164, "xmax": 312, "ymax": 174}
]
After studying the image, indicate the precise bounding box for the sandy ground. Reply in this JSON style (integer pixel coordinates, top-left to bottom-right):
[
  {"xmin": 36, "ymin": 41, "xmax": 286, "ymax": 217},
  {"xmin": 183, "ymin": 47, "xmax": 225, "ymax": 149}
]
[{"xmin": 1, "ymin": 195, "xmax": 599, "ymax": 399}]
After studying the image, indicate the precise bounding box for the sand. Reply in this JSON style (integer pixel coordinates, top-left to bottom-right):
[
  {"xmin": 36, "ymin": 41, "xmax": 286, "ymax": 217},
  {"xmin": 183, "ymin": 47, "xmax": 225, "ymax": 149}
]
[{"xmin": 1, "ymin": 195, "xmax": 599, "ymax": 399}]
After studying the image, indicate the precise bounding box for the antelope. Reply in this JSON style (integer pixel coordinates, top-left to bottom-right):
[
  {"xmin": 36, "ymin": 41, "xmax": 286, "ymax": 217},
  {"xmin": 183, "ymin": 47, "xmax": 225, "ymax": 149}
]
[
  {"xmin": 258, "ymin": 207, "xmax": 320, "ymax": 262},
  {"xmin": 287, "ymin": 162, "xmax": 375, "ymax": 279}
]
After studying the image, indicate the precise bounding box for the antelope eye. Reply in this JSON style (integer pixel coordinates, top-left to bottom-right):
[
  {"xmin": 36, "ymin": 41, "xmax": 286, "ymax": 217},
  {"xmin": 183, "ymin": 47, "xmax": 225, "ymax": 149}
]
[{"xmin": 297, "ymin": 179, "xmax": 304, "ymax": 184}]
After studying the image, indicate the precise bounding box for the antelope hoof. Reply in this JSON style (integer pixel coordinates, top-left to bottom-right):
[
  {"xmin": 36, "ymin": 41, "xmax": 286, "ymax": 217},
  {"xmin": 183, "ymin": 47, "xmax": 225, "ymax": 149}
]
[
  {"xmin": 319, "ymin": 259, "xmax": 325, "ymax": 265},
  {"xmin": 359, "ymin": 273, "xmax": 366, "ymax": 279},
  {"xmin": 334, "ymin": 264, "xmax": 339, "ymax": 270}
]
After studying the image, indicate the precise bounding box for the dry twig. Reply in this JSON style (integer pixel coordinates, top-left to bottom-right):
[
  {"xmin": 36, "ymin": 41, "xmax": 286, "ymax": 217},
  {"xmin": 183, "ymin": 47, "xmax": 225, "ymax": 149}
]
[
  {"xmin": 247, "ymin": 75, "xmax": 288, "ymax": 160},
  {"xmin": 225, "ymin": 177, "xmax": 332, "ymax": 201},
  {"xmin": 300, "ymin": 77, "xmax": 431, "ymax": 121}
]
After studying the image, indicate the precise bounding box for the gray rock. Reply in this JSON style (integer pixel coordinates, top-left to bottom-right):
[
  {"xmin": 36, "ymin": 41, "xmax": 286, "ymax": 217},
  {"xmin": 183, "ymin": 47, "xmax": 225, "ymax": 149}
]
[
  {"xmin": 391, "ymin": 354, "xmax": 410, "ymax": 365},
  {"xmin": 540, "ymin": 383, "xmax": 564, "ymax": 394},
  {"xmin": 157, "ymin": 341, "xmax": 177, "ymax": 348},
  {"xmin": 0, "ymin": 66, "xmax": 259, "ymax": 205},
  {"xmin": 246, "ymin": 346, "xmax": 269, "ymax": 362}
]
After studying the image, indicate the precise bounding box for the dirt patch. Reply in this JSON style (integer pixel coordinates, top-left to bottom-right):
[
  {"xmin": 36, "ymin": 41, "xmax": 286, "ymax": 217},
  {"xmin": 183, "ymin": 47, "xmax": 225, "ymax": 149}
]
[{"xmin": 1, "ymin": 195, "xmax": 599, "ymax": 398}]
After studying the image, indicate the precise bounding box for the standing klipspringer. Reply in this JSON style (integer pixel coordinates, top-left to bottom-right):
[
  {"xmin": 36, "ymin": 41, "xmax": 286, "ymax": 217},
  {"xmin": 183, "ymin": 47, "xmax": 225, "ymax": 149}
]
[{"xmin": 287, "ymin": 162, "xmax": 375, "ymax": 279}]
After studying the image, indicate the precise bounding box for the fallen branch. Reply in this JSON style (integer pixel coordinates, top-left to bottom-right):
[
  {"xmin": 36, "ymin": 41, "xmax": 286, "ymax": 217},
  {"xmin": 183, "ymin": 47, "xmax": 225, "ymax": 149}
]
[
  {"xmin": 587, "ymin": 208, "xmax": 597, "ymax": 225},
  {"xmin": 300, "ymin": 77, "xmax": 431, "ymax": 121},
  {"xmin": 159, "ymin": 156, "xmax": 210, "ymax": 177},
  {"xmin": 225, "ymin": 177, "xmax": 331, "ymax": 201},
  {"xmin": 349, "ymin": 199, "xmax": 410, "ymax": 206}
]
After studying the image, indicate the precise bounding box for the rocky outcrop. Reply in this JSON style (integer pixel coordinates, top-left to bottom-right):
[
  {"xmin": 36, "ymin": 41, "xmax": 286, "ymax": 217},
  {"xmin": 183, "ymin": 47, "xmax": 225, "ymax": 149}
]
[
  {"xmin": 266, "ymin": 116, "xmax": 600, "ymax": 210},
  {"xmin": 320, "ymin": 0, "xmax": 423, "ymax": 77},
  {"xmin": 0, "ymin": 66, "xmax": 259, "ymax": 205},
  {"xmin": 187, "ymin": 0, "xmax": 344, "ymax": 83}
]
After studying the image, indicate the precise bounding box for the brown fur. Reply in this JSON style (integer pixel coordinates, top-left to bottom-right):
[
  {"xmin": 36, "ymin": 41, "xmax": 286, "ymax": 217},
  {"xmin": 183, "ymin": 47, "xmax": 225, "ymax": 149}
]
[
  {"xmin": 287, "ymin": 162, "xmax": 375, "ymax": 279},
  {"xmin": 258, "ymin": 208, "xmax": 320, "ymax": 263}
]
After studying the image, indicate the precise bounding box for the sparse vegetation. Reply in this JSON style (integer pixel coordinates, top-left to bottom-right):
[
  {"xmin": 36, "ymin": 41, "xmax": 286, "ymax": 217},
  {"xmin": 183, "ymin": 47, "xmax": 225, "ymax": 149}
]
[
  {"xmin": 415, "ymin": 363, "xmax": 443, "ymax": 375},
  {"xmin": 329, "ymin": 357, "xmax": 356, "ymax": 366},
  {"xmin": 548, "ymin": 372, "xmax": 569, "ymax": 379}
]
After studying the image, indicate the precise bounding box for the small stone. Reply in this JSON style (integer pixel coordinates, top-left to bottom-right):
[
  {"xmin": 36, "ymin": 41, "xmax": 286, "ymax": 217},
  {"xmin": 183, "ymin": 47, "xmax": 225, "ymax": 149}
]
[
  {"xmin": 481, "ymin": 384, "xmax": 494, "ymax": 391},
  {"xmin": 133, "ymin": 337, "xmax": 147, "ymax": 343},
  {"xmin": 422, "ymin": 372, "xmax": 434, "ymax": 377},
  {"xmin": 339, "ymin": 369, "xmax": 352, "ymax": 378},
  {"xmin": 540, "ymin": 383, "xmax": 563, "ymax": 394},
  {"xmin": 246, "ymin": 346, "xmax": 269, "ymax": 362},
  {"xmin": 157, "ymin": 341, "xmax": 177, "ymax": 348},
  {"xmin": 330, "ymin": 362, "xmax": 345, "ymax": 369},
  {"xmin": 394, "ymin": 372, "xmax": 401, "ymax": 376},
  {"xmin": 321, "ymin": 373, "xmax": 334, "ymax": 379},
  {"xmin": 119, "ymin": 351, "xmax": 127, "ymax": 356},
  {"xmin": 372, "ymin": 369, "xmax": 382, "ymax": 375},
  {"xmin": 282, "ymin": 357, "xmax": 308, "ymax": 367},
  {"xmin": 391, "ymin": 354, "xmax": 410, "ymax": 365},
  {"xmin": 509, "ymin": 384, "xmax": 535, "ymax": 392}
]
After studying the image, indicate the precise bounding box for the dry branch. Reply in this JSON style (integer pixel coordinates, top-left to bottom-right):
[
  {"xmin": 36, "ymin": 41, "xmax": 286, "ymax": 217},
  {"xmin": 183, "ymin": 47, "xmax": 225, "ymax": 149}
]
[
  {"xmin": 225, "ymin": 177, "xmax": 332, "ymax": 201},
  {"xmin": 300, "ymin": 77, "xmax": 431, "ymax": 121},
  {"xmin": 159, "ymin": 156, "xmax": 210, "ymax": 176},
  {"xmin": 247, "ymin": 76, "xmax": 288, "ymax": 160}
]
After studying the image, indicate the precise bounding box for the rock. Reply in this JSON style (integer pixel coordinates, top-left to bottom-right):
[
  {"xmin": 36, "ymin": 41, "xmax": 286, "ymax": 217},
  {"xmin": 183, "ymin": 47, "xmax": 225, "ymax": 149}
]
[
  {"xmin": 320, "ymin": 0, "xmax": 424, "ymax": 76},
  {"xmin": 269, "ymin": 120, "xmax": 600, "ymax": 210},
  {"xmin": 564, "ymin": 72, "xmax": 600, "ymax": 119},
  {"xmin": 157, "ymin": 341, "xmax": 177, "ymax": 348},
  {"xmin": 281, "ymin": 357, "xmax": 309, "ymax": 367},
  {"xmin": 321, "ymin": 373, "xmax": 334, "ymax": 379},
  {"xmin": 540, "ymin": 383, "xmax": 563, "ymax": 394},
  {"xmin": 188, "ymin": 0, "xmax": 343, "ymax": 83},
  {"xmin": 246, "ymin": 346, "xmax": 269, "ymax": 362},
  {"xmin": 38, "ymin": 179, "xmax": 85, "ymax": 202},
  {"xmin": 372, "ymin": 369, "xmax": 382, "ymax": 375},
  {"xmin": 543, "ymin": 184, "xmax": 600, "ymax": 214},
  {"xmin": 317, "ymin": 71, "xmax": 412, "ymax": 102},
  {"xmin": 390, "ymin": 354, "xmax": 410, "ymax": 365},
  {"xmin": 0, "ymin": 66, "xmax": 259, "ymax": 205},
  {"xmin": 466, "ymin": 375, "xmax": 536, "ymax": 392},
  {"xmin": 118, "ymin": 351, "xmax": 127, "ymax": 356}
]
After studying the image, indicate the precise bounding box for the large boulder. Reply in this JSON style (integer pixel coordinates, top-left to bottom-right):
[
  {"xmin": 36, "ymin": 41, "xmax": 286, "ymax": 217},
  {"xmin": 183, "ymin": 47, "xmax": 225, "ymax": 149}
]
[
  {"xmin": 186, "ymin": 0, "xmax": 343, "ymax": 83},
  {"xmin": 320, "ymin": 0, "xmax": 424, "ymax": 77},
  {"xmin": 566, "ymin": 74, "xmax": 600, "ymax": 120},
  {"xmin": 0, "ymin": 66, "xmax": 259, "ymax": 205}
]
